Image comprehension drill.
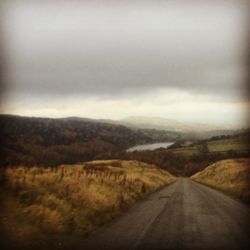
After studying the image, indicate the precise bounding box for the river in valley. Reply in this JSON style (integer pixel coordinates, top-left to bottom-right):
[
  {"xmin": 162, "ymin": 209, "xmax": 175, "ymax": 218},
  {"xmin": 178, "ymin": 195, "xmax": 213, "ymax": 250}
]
[{"xmin": 127, "ymin": 142, "xmax": 174, "ymax": 152}]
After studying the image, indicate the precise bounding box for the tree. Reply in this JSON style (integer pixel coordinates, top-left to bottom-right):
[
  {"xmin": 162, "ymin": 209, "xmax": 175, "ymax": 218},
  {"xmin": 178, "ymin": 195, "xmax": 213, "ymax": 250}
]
[{"xmin": 197, "ymin": 142, "xmax": 209, "ymax": 156}]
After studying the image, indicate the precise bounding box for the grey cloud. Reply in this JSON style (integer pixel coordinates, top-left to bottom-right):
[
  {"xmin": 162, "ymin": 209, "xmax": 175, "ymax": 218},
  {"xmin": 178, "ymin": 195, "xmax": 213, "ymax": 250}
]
[{"xmin": 3, "ymin": 0, "xmax": 249, "ymax": 101}]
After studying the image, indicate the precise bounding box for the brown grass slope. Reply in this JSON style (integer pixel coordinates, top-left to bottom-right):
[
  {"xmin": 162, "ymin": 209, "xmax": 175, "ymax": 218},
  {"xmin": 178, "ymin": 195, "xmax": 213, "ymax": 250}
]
[
  {"xmin": 0, "ymin": 160, "xmax": 176, "ymax": 249},
  {"xmin": 191, "ymin": 158, "xmax": 250, "ymax": 203}
]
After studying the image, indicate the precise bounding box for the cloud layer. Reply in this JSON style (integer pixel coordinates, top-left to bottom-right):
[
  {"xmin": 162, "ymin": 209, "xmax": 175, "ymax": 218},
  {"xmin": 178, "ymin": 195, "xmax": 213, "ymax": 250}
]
[{"xmin": 1, "ymin": 0, "xmax": 249, "ymax": 125}]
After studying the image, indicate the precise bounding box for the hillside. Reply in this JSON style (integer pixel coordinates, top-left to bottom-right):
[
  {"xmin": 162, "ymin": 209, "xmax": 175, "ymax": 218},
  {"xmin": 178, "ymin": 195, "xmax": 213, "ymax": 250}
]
[
  {"xmin": 191, "ymin": 158, "xmax": 250, "ymax": 203},
  {"xmin": 121, "ymin": 134, "xmax": 250, "ymax": 176},
  {"xmin": 0, "ymin": 160, "xmax": 176, "ymax": 249},
  {"xmin": 168, "ymin": 133, "xmax": 250, "ymax": 156},
  {"xmin": 119, "ymin": 116, "xmax": 235, "ymax": 132},
  {"xmin": 1, "ymin": 114, "xmax": 248, "ymax": 176},
  {"xmin": 0, "ymin": 115, "xmax": 152, "ymax": 167}
]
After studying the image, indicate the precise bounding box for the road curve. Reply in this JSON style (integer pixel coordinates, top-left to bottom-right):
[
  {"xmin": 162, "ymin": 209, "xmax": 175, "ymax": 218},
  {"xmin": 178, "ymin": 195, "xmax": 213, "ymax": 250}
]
[{"xmin": 81, "ymin": 178, "xmax": 250, "ymax": 250}]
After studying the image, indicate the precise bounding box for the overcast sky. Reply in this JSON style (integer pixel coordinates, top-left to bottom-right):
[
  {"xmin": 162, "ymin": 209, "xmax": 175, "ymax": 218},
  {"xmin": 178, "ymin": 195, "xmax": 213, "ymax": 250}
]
[{"xmin": 1, "ymin": 0, "xmax": 249, "ymax": 126}]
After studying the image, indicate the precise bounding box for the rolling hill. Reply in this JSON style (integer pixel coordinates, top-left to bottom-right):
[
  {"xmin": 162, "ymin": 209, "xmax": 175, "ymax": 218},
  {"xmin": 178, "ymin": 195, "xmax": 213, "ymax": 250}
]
[
  {"xmin": 0, "ymin": 115, "xmax": 152, "ymax": 167},
  {"xmin": 119, "ymin": 116, "xmax": 222, "ymax": 131},
  {"xmin": 117, "ymin": 116, "xmax": 241, "ymax": 138},
  {"xmin": 0, "ymin": 160, "xmax": 176, "ymax": 249},
  {"xmin": 191, "ymin": 158, "xmax": 250, "ymax": 203}
]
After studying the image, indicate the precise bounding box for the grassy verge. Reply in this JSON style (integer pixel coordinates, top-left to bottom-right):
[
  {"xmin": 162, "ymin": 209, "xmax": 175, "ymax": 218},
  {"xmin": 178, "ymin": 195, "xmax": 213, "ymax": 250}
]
[
  {"xmin": 190, "ymin": 158, "xmax": 250, "ymax": 203},
  {"xmin": 0, "ymin": 160, "xmax": 176, "ymax": 249}
]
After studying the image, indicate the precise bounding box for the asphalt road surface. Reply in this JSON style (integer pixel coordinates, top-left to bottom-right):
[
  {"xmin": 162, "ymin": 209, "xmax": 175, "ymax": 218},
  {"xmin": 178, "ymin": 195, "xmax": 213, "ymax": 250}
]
[{"xmin": 81, "ymin": 178, "xmax": 250, "ymax": 250}]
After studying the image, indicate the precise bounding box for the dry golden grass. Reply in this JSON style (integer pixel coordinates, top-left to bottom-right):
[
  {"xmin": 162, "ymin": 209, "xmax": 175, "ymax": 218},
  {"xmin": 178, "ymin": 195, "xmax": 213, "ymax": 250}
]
[
  {"xmin": 0, "ymin": 160, "xmax": 175, "ymax": 248},
  {"xmin": 191, "ymin": 158, "xmax": 250, "ymax": 203}
]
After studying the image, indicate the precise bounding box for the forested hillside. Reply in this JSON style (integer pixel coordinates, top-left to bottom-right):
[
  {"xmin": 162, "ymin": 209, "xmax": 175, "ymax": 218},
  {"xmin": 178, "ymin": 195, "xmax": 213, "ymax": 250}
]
[
  {"xmin": 0, "ymin": 115, "xmax": 151, "ymax": 166},
  {"xmin": 1, "ymin": 115, "xmax": 249, "ymax": 176}
]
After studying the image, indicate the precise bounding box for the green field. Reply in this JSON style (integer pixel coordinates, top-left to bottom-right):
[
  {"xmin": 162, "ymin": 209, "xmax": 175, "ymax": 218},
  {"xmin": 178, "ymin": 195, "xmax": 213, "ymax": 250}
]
[
  {"xmin": 168, "ymin": 146, "xmax": 197, "ymax": 156},
  {"xmin": 168, "ymin": 138, "xmax": 250, "ymax": 156},
  {"xmin": 207, "ymin": 138, "xmax": 250, "ymax": 152}
]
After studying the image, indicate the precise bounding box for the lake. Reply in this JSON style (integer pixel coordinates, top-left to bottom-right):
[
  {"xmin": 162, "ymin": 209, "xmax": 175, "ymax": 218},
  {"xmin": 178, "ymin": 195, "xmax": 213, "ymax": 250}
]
[{"xmin": 127, "ymin": 142, "xmax": 174, "ymax": 152}]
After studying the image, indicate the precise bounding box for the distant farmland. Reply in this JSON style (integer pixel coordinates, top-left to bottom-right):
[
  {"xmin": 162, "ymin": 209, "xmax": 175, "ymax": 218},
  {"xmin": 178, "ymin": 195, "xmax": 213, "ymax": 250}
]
[{"xmin": 169, "ymin": 137, "xmax": 250, "ymax": 156}]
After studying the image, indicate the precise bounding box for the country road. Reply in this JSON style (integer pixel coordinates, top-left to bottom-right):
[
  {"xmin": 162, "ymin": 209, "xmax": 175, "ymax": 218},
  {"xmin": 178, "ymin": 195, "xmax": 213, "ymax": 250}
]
[{"xmin": 81, "ymin": 178, "xmax": 250, "ymax": 250}]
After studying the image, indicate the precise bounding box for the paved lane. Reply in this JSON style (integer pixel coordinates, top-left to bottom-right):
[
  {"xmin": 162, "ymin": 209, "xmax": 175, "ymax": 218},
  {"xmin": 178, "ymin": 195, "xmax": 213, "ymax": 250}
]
[{"xmin": 81, "ymin": 178, "xmax": 250, "ymax": 250}]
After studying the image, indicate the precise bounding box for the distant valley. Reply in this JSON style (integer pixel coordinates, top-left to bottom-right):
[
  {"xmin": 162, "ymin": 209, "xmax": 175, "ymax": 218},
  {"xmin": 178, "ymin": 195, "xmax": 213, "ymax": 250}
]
[
  {"xmin": 101, "ymin": 116, "xmax": 243, "ymax": 139},
  {"xmin": 0, "ymin": 114, "xmax": 249, "ymax": 176},
  {"xmin": 0, "ymin": 114, "xmax": 250, "ymax": 250}
]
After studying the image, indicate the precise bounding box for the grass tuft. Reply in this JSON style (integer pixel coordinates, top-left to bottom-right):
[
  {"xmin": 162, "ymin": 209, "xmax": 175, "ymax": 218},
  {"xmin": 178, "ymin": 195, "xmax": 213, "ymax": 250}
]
[{"xmin": 0, "ymin": 160, "xmax": 176, "ymax": 249}]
